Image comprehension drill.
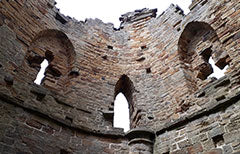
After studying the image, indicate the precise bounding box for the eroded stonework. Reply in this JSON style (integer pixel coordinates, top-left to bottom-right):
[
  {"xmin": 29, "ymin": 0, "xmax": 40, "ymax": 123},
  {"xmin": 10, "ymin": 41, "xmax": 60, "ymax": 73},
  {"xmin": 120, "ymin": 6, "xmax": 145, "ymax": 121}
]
[{"xmin": 0, "ymin": 0, "xmax": 239, "ymax": 153}]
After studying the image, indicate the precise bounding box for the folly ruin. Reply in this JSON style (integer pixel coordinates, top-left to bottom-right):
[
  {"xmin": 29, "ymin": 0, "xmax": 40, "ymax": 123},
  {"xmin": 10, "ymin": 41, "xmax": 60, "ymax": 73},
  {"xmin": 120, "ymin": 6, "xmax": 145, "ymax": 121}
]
[{"xmin": 0, "ymin": 0, "xmax": 239, "ymax": 153}]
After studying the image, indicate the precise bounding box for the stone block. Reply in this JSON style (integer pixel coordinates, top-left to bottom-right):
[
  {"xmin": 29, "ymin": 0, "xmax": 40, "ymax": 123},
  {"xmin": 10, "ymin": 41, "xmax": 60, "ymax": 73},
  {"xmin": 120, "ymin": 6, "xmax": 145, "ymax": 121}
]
[
  {"xmin": 4, "ymin": 74, "xmax": 13, "ymax": 85},
  {"xmin": 232, "ymin": 140, "xmax": 240, "ymax": 151},
  {"xmin": 187, "ymin": 142, "xmax": 203, "ymax": 154},
  {"xmin": 208, "ymin": 126, "xmax": 225, "ymax": 138},
  {"xmin": 223, "ymin": 145, "xmax": 233, "ymax": 154},
  {"xmin": 192, "ymin": 133, "xmax": 208, "ymax": 144},
  {"xmin": 178, "ymin": 139, "xmax": 191, "ymax": 149},
  {"xmin": 203, "ymin": 148, "xmax": 223, "ymax": 154},
  {"xmin": 223, "ymin": 131, "xmax": 240, "ymax": 144},
  {"xmin": 202, "ymin": 139, "xmax": 215, "ymax": 151},
  {"xmin": 26, "ymin": 119, "xmax": 42, "ymax": 129},
  {"xmin": 0, "ymin": 0, "xmax": 239, "ymax": 153}
]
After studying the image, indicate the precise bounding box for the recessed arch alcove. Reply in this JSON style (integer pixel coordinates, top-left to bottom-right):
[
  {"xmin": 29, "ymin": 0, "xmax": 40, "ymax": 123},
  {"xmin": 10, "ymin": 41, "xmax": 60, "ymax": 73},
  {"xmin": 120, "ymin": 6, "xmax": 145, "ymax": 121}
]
[
  {"xmin": 26, "ymin": 29, "xmax": 76, "ymax": 91},
  {"xmin": 178, "ymin": 21, "xmax": 229, "ymax": 92}
]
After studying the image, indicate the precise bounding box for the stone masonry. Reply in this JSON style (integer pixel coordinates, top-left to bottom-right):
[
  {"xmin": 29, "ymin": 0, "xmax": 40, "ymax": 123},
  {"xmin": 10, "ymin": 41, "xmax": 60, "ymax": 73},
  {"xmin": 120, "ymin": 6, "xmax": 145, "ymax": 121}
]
[{"xmin": 0, "ymin": 0, "xmax": 239, "ymax": 153}]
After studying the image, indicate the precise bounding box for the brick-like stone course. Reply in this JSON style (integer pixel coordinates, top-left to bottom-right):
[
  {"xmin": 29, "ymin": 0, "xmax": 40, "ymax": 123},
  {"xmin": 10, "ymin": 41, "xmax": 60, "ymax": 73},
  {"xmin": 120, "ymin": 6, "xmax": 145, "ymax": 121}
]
[{"xmin": 0, "ymin": 0, "xmax": 239, "ymax": 153}]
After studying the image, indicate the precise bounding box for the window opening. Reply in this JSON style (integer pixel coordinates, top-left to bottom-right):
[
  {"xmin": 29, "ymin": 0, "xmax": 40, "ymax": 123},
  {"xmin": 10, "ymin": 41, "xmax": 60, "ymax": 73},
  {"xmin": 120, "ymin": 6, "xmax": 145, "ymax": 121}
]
[
  {"xmin": 208, "ymin": 57, "xmax": 228, "ymax": 79},
  {"xmin": 34, "ymin": 59, "xmax": 49, "ymax": 85},
  {"xmin": 113, "ymin": 92, "xmax": 130, "ymax": 132}
]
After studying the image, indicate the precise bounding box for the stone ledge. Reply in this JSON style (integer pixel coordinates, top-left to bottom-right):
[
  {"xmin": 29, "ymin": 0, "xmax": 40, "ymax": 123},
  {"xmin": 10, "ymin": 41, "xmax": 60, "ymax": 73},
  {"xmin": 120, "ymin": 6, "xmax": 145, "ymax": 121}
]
[
  {"xmin": 0, "ymin": 90, "xmax": 125, "ymax": 138},
  {"xmin": 102, "ymin": 110, "xmax": 114, "ymax": 120},
  {"xmin": 128, "ymin": 138, "xmax": 153, "ymax": 145},
  {"xmin": 126, "ymin": 128, "xmax": 155, "ymax": 141}
]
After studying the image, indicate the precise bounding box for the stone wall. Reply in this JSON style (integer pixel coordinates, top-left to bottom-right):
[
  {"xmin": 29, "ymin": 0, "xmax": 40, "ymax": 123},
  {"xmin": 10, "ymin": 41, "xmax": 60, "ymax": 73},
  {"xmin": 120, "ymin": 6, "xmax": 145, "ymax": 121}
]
[
  {"xmin": 0, "ymin": 0, "xmax": 239, "ymax": 153},
  {"xmin": 154, "ymin": 73, "xmax": 240, "ymax": 154},
  {"xmin": 0, "ymin": 100, "xmax": 128, "ymax": 154}
]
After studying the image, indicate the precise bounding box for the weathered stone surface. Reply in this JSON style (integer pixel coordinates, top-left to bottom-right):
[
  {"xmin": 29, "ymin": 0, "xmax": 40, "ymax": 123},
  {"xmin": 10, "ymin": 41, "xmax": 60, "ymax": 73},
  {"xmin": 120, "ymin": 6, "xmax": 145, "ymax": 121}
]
[
  {"xmin": 223, "ymin": 145, "xmax": 233, "ymax": 154},
  {"xmin": 208, "ymin": 126, "xmax": 225, "ymax": 138},
  {"xmin": 203, "ymin": 149, "xmax": 223, "ymax": 154},
  {"xmin": 4, "ymin": 74, "xmax": 13, "ymax": 85},
  {"xmin": 0, "ymin": 0, "xmax": 239, "ymax": 153}
]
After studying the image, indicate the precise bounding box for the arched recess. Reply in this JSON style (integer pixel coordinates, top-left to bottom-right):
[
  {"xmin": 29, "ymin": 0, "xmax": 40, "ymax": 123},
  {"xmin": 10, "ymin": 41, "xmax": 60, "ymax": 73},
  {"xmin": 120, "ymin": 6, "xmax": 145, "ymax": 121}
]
[
  {"xmin": 178, "ymin": 21, "xmax": 229, "ymax": 92},
  {"xmin": 114, "ymin": 75, "xmax": 135, "ymax": 129},
  {"xmin": 26, "ymin": 29, "xmax": 76, "ymax": 91}
]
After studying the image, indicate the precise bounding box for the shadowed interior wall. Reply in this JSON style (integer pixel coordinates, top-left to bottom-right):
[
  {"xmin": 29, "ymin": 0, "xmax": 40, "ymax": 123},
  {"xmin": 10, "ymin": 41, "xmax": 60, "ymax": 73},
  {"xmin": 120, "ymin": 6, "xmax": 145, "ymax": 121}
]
[{"xmin": 0, "ymin": 0, "xmax": 239, "ymax": 153}]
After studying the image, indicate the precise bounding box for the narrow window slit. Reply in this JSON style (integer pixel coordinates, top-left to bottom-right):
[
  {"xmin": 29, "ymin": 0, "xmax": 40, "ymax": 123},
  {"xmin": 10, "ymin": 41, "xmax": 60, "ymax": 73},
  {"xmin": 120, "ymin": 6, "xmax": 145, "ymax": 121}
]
[{"xmin": 34, "ymin": 59, "xmax": 49, "ymax": 85}]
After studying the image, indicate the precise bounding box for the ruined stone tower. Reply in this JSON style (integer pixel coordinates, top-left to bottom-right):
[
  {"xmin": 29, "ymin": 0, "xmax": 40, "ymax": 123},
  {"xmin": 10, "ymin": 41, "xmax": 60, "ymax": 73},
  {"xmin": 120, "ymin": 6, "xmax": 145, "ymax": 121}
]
[{"xmin": 0, "ymin": 0, "xmax": 239, "ymax": 153}]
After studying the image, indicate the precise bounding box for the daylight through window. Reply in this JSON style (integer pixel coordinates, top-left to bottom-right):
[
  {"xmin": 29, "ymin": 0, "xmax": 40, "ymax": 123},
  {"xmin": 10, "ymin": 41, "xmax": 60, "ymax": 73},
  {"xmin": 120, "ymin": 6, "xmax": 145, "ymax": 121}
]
[
  {"xmin": 34, "ymin": 59, "xmax": 49, "ymax": 85},
  {"xmin": 113, "ymin": 92, "xmax": 130, "ymax": 132},
  {"xmin": 208, "ymin": 57, "xmax": 228, "ymax": 79}
]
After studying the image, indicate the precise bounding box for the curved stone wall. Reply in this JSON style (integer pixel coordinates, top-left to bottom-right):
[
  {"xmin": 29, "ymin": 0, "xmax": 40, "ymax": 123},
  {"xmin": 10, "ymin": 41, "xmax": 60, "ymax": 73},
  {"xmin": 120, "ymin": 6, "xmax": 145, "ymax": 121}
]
[{"xmin": 0, "ymin": 0, "xmax": 239, "ymax": 153}]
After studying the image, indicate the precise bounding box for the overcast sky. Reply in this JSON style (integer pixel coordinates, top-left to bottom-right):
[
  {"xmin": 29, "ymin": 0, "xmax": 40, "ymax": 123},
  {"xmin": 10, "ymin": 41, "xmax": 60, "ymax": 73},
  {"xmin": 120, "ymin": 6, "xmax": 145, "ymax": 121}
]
[{"xmin": 55, "ymin": 0, "xmax": 192, "ymax": 27}]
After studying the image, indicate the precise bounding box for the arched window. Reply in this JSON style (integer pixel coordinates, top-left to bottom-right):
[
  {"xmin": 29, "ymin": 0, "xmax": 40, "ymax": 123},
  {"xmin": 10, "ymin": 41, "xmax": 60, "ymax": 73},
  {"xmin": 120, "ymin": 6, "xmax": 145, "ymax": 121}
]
[
  {"xmin": 114, "ymin": 75, "xmax": 134, "ymax": 130},
  {"xmin": 113, "ymin": 92, "xmax": 130, "ymax": 132},
  {"xmin": 26, "ymin": 29, "xmax": 76, "ymax": 90}
]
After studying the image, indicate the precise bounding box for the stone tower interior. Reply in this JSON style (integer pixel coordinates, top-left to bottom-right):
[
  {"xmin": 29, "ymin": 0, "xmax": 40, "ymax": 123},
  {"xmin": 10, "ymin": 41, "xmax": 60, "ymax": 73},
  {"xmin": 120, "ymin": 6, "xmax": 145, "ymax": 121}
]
[{"xmin": 0, "ymin": 0, "xmax": 240, "ymax": 153}]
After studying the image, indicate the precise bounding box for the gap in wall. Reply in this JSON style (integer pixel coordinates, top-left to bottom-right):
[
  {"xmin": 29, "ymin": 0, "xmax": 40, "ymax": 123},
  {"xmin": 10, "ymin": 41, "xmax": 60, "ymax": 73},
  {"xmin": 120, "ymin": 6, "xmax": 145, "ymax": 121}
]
[
  {"xmin": 208, "ymin": 57, "xmax": 228, "ymax": 79},
  {"xmin": 34, "ymin": 59, "xmax": 49, "ymax": 85},
  {"xmin": 113, "ymin": 92, "xmax": 130, "ymax": 132}
]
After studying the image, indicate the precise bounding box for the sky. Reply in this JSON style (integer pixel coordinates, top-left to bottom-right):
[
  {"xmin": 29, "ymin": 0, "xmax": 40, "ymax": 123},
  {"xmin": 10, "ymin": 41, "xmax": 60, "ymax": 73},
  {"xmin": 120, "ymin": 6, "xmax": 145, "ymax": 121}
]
[
  {"xmin": 55, "ymin": 0, "xmax": 192, "ymax": 27},
  {"xmin": 208, "ymin": 57, "xmax": 228, "ymax": 79},
  {"xmin": 114, "ymin": 93, "xmax": 130, "ymax": 132},
  {"xmin": 34, "ymin": 1, "xmax": 228, "ymax": 132},
  {"xmin": 34, "ymin": 59, "xmax": 48, "ymax": 85}
]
